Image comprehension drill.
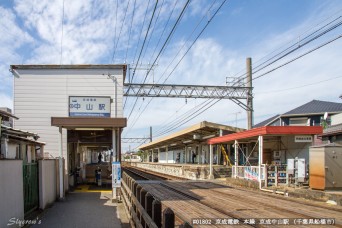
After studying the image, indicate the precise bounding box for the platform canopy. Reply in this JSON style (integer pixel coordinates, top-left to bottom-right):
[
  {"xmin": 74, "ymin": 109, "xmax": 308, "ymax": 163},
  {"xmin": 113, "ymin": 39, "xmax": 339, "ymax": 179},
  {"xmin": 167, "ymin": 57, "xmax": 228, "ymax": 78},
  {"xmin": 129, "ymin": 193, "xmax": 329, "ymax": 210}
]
[
  {"xmin": 207, "ymin": 126, "xmax": 323, "ymax": 145},
  {"xmin": 51, "ymin": 117, "xmax": 127, "ymax": 129},
  {"xmin": 139, "ymin": 121, "xmax": 245, "ymax": 150}
]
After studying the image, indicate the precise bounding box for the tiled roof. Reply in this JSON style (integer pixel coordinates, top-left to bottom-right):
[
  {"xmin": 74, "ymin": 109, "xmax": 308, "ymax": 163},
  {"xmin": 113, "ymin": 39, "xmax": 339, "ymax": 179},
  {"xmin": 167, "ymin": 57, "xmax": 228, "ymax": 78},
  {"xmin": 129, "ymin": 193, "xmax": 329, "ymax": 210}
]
[
  {"xmin": 283, "ymin": 100, "xmax": 342, "ymax": 116},
  {"xmin": 253, "ymin": 114, "xmax": 280, "ymax": 128}
]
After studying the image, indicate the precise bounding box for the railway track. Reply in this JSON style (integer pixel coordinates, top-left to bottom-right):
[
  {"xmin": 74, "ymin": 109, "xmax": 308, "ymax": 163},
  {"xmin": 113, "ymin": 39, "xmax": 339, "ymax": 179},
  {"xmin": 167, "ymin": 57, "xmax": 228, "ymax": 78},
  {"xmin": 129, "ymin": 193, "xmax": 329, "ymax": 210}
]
[{"xmin": 123, "ymin": 167, "xmax": 342, "ymax": 227}]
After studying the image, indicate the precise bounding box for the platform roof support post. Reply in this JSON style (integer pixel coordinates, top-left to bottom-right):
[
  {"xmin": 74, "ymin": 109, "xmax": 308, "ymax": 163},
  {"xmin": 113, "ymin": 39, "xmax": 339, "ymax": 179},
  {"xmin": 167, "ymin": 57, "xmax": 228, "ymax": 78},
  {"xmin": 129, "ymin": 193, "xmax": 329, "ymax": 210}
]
[
  {"xmin": 234, "ymin": 140, "xmax": 238, "ymax": 178},
  {"xmin": 152, "ymin": 149, "xmax": 154, "ymax": 163},
  {"xmin": 209, "ymin": 144, "xmax": 214, "ymax": 179},
  {"xmin": 112, "ymin": 129, "xmax": 117, "ymax": 162},
  {"xmin": 58, "ymin": 127, "xmax": 64, "ymax": 199},
  {"xmin": 258, "ymin": 135, "xmax": 263, "ymax": 189}
]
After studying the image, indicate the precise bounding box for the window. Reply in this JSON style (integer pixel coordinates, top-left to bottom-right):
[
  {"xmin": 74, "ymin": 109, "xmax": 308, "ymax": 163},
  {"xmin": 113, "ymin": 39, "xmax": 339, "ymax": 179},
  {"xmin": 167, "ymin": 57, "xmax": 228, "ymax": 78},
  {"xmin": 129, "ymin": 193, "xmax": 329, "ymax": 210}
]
[{"xmin": 289, "ymin": 117, "xmax": 309, "ymax": 126}]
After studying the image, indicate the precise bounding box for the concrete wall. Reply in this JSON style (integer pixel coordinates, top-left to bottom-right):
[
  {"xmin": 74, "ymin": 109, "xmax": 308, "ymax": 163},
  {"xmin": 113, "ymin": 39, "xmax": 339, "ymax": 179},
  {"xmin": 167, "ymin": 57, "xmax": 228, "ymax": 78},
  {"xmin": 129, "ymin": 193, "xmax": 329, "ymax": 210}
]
[
  {"xmin": 39, "ymin": 159, "xmax": 57, "ymax": 209},
  {"xmin": 13, "ymin": 67, "xmax": 124, "ymax": 159},
  {"xmin": 0, "ymin": 160, "xmax": 24, "ymax": 227}
]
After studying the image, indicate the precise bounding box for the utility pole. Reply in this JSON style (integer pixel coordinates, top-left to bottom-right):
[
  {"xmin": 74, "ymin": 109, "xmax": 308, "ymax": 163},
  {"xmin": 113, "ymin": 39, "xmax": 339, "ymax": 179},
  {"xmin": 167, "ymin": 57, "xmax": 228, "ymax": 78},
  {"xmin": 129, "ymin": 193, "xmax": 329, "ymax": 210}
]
[
  {"xmin": 235, "ymin": 111, "xmax": 241, "ymax": 128},
  {"xmin": 246, "ymin": 57, "xmax": 254, "ymax": 130},
  {"xmin": 150, "ymin": 126, "xmax": 152, "ymax": 142}
]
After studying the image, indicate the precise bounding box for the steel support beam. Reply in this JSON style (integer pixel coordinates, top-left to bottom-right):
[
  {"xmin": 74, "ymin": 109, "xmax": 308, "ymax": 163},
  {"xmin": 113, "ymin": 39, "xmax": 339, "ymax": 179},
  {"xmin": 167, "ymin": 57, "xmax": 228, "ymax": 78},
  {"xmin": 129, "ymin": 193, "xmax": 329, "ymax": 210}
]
[
  {"xmin": 124, "ymin": 83, "xmax": 250, "ymax": 100},
  {"xmin": 121, "ymin": 138, "xmax": 150, "ymax": 144}
]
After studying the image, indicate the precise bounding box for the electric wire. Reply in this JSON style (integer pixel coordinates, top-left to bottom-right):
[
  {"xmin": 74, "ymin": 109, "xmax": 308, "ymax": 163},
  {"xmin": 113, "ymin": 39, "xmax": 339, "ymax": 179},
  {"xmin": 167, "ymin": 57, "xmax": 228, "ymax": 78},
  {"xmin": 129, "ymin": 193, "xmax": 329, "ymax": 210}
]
[
  {"xmin": 155, "ymin": 27, "xmax": 342, "ymax": 138},
  {"xmin": 253, "ymin": 34, "xmax": 342, "ymax": 81},
  {"xmin": 158, "ymin": 33, "xmax": 342, "ymax": 137},
  {"xmin": 230, "ymin": 10, "xmax": 342, "ymax": 79},
  {"xmin": 59, "ymin": 0, "xmax": 65, "ymax": 65},
  {"xmin": 125, "ymin": 0, "xmax": 137, "ymax": 63},
  {"xmin": 148, "ymin": 0, "xmax": 179, "ymax": 67},
  {"xmin": 111, "ymin": 0, "xmax": 131, "ymax": 63},
  {"xmin": 131, "ymin": 0, "xmax": 151, "ymax": 69},
  {"xmin": 126, "ymin": 0, "xmax": 191, "ymax": 120},
  {"xmin": 125, "ymin": 0, "xmax": 226, "ymax": 136},
  {"xmin": 141, "ymin": 0, "xmax": 165, "ymax": 62},
  {"xmin": 234, "ymin": 15, "xmax": 342, "ymax": 84},
  {"xmin": 255, "ymin": 75, "xmax": 342, "ymax": 94},
  {"xmin": 130, "ymin": 0, "xmax": 158, "ymax": 83},
  {"xmin": 109, "ymin": 0, "xmax": 118, "ymax": 63}
]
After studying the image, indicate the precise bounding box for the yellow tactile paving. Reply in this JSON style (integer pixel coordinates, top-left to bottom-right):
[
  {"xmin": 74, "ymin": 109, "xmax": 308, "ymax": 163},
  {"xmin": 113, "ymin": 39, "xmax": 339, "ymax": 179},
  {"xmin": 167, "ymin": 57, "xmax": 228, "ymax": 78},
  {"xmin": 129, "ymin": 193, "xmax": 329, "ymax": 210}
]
[{"xmin": 74, "ymin": 185, "xmax": 112, "ymax": 193}]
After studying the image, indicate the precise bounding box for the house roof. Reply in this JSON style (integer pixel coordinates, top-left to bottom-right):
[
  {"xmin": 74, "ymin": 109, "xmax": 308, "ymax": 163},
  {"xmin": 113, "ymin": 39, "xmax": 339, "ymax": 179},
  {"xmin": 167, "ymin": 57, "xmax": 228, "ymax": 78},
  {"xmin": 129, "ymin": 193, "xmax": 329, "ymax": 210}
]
[
  {"xmin": 253, "ymin": 114, "xmax": 280, "ymax": 128},
  {"xmin": 207, "ymin": 126, "xmax": 323, "ymax": 145},
  {"xmin": 254, "ymin": 100, "xmax": 342, "ymax": 127},
  {"xmin": 0, "ymin": 109, "xmax": 18, "ymax": 120},
  {"xmin": 283, "ymin": 100, "xmax": 342, "ymax": 116},
  {"xmin": 322, "ymin": 123, "xmax": 342, "ymax": 136},
  {"xmin": 139, "ymin": 121, "xmax": 245, "ymax": 150}
]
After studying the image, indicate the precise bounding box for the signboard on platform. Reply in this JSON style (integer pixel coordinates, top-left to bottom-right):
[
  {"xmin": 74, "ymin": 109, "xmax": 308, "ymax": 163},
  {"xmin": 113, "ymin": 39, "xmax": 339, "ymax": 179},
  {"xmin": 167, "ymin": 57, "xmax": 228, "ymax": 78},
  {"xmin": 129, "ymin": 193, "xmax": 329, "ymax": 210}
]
[
  {"xmin": 294, "ymin": 135, "xmax": 312, "ymax": 143},
  {"xmin": 112, "ymin": 162, "xmax": 121, "ymax": 188},
  {"xmin": 244, "ymin": 167, "xmax": 259, "ymax": 181},
  {"xmin": 69, "ymin": 96, "xmax": 111, "ymax": 117}
]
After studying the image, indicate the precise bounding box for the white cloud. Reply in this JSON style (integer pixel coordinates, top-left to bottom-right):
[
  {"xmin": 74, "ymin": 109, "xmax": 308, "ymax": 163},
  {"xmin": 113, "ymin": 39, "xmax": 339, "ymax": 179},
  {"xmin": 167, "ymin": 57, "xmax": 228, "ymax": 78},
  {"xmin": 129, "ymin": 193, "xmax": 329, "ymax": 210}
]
[
  {"xmin": 0, "ymin": 93, "xmax": 13, "ymax": 109},
  {"xmin": 1, "ymin": 1, "xmax": 341, "ymax": 152}
]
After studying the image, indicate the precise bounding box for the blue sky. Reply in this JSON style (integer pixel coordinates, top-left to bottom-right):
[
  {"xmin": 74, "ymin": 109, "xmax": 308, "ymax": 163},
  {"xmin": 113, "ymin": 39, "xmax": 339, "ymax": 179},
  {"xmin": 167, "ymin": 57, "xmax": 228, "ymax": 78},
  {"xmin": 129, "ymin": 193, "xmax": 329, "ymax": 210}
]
[{"xmin": 0, "ymin": 0, "xmax": 342, "ymax": 152}]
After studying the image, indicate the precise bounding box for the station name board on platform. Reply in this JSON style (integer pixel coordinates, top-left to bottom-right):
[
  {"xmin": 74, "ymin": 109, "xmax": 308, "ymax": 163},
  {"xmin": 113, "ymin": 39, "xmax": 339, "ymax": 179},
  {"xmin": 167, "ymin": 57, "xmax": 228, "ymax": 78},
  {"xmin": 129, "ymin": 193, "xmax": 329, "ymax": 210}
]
[{"xmin": 69, "ymin": 96, "xmax": 111, "ymax": 117}]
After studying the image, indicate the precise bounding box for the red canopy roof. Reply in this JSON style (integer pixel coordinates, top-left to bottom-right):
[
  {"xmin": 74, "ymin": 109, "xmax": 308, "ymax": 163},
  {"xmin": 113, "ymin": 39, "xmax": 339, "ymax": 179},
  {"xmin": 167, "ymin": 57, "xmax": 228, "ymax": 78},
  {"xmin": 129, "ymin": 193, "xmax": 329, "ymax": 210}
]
[{"xmin": 207, "ymin": 126, "xmax": 323, "ymax": 145}]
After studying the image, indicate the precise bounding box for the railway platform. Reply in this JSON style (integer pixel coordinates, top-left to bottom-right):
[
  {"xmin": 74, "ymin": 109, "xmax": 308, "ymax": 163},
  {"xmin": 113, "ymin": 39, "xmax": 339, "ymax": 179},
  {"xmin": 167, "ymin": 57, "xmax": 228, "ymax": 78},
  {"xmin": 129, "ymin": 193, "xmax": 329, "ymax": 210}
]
[{"xmin": 31, "ymin": 186, "xmax": 129, "ymax": 228}]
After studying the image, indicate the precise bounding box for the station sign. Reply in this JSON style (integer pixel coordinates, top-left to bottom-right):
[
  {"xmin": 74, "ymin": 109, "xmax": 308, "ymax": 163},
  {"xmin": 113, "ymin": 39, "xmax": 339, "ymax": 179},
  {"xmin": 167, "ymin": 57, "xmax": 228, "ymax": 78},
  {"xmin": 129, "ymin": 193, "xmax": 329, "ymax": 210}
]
[
  {"xmin": 69, "ymin": 96, "xmax": 111, "ymax": 117},
  {"xmin": 112, "ymin": 161, "xmax": 121, "ymax": 188},
  {"xmin": 294, "ymin": 135, "xmax": 312, "ymax": 143}
]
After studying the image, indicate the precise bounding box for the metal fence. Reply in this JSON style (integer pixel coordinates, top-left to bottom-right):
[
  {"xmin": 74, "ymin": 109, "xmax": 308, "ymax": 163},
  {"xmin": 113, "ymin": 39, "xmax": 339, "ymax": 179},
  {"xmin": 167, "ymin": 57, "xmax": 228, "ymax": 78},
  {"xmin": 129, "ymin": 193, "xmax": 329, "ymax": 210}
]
[{"xmin": 23, "ymin": 163, "xmax": 39, "ymax": 215}]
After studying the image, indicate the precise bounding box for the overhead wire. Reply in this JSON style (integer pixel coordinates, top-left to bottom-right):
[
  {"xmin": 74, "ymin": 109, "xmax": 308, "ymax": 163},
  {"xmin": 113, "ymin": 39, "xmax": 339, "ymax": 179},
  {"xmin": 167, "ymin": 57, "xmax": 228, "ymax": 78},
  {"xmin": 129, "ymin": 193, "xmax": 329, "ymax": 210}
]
[
  {"xmin": 131, "ymin": 0, "xmax": 151, "ymax": 69},
  {"xmin": 234, "ymin": 15, "xmax": 342, "ymax": 84},
  {"xmin": 109, "ymin": 0, "xmax": 119, "ymax": 63},
  {"xmin": 252, "ymin": 34, "xmax": 342, "ymax": 81},
  {"xmin": 124, "ymin": 0, "xmax": 157, "ymax": 110},
  {"xmin": 130, "ymin": 0, "xmax": 159, "ymax": 83},
  {"xmin": 124, "ymin": 1, "xmax": 218, "ymax": 136},
  {"xmin": 125, "ymin": 0, "xmax": 226, "ymax": 137},
  {"xmin": 123, "ymin": 0, "xmax": 151, "ymax": 110},
  {"xmin": 141, "ymin": 0, "xmax": 165, "ymax": 62},
  {"xmin": 153, "ymin": 8, "xmax": 342, "ymax": 137},
  {"xmin": 123, "ymin": 0, "xmax": 179, "ymax": 133},
  {"xmin": 125, "ymin": 0, "xmax": 137, "ymax": 63},
  {"xmin": 111, "ymin": 0, "xmax": 131, "ymax": 63},
  {"xmin": 59, "ymin": 0, "xmax": 65, "ymax": 65},
  {"xmin": 157, "ymin": 33, "xmax": 342, "ymax": 137},
  {"xmin": 148, "ymin": 0, "xmax": 179, "ymax": 66},
  {"xmin": 144, "ymin": 0, "xmax": 227, "ymax": 136},
  {"xmin": 255, "ymin": 75, "xmax": 342, "ymax": 94},
  {"xmin": 126, "ymin": 0, "xmax": 191, "ymax": 120}
]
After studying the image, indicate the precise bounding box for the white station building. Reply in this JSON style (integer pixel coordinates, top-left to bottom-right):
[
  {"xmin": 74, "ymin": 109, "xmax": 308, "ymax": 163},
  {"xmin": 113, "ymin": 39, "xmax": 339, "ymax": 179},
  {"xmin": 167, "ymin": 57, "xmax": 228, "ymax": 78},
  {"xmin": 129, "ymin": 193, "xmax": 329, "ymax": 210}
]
[{"xmin": 11, "ymin": 64, "xmax": 127, "ymax": 188}]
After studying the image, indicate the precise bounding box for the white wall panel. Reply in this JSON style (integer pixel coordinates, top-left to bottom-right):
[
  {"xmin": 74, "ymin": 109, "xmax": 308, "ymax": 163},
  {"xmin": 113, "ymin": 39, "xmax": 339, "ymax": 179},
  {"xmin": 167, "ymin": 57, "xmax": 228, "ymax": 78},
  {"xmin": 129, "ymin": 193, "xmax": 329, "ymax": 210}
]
[{"xmin": 14, "ymin": 67, "xmax": 124, "ymax": 158}]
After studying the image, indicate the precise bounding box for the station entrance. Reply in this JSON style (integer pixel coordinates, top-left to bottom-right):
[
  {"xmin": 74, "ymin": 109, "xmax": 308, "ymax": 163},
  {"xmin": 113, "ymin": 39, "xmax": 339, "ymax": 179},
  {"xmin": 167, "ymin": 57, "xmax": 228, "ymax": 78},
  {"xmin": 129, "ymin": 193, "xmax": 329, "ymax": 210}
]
[
  {"xmin": 51, "ymin": 117, "xmax": 127, "ymax": 193},
  {"xmin": 67, "ymin": 129, "xmax": 113, "ymax": 186}
]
